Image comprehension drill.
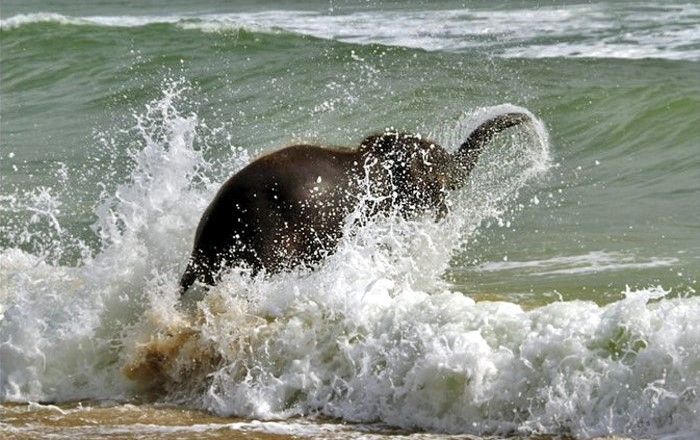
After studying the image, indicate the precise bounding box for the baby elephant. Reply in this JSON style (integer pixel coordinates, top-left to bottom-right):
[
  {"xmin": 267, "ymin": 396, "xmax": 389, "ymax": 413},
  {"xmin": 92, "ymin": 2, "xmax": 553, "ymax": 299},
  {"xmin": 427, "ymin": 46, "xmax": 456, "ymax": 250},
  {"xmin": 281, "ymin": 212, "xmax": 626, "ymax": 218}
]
[{"xmin": 180, "ymin": 112, "xmax": 530, "ymax": 293}]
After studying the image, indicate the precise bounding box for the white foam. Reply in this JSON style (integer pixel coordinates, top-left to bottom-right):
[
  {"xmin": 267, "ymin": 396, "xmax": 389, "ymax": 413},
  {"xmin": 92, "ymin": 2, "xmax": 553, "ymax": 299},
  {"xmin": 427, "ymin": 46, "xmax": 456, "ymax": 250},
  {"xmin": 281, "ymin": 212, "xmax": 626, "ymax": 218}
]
[
  {"xmin": 2, "ymin": 81, "xmax": 699, "ymax": 440},
  {"xmin": 0, "ymin": 12, "xmax": 181, "ymax": 29},
  {"xmin": 473, "ymin": 251, "xmax": 679, "ymax": 276},
  {"xmin": 3, "ymin": 4, "xmax": 700, "ymax": 61},
  {"xmin": 0, "ymin": 79, "xmax": 228, "ymax": 402}
]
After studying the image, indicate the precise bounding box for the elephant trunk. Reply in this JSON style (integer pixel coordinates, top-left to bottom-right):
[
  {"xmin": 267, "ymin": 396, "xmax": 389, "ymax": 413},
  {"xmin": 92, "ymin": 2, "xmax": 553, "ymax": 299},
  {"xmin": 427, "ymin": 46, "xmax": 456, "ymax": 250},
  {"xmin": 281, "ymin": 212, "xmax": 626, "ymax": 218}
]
[{"xmin": 450, "ymin": 112, "xmax": 531, "ymax": 187}]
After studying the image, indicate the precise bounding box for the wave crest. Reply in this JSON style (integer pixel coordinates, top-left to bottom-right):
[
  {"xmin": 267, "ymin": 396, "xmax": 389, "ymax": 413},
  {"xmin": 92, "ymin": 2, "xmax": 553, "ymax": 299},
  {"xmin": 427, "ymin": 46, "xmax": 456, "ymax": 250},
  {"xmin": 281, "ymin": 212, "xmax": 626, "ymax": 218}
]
[{"xmin": 3, "ymin": 6, "xmax": 699, "ymax": 61}]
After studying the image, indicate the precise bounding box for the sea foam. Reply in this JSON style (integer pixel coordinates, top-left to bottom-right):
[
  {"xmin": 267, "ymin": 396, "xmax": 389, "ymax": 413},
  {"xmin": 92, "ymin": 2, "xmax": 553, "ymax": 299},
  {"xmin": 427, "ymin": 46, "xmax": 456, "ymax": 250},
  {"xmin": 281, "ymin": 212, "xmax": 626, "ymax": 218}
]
[
  {"xmin": 1, "ymin": 81, "xmax": 698, "ymax": 440},
  {"xmin": 3, "ymin": 4, "xmax": 700, "ymax": 61}
]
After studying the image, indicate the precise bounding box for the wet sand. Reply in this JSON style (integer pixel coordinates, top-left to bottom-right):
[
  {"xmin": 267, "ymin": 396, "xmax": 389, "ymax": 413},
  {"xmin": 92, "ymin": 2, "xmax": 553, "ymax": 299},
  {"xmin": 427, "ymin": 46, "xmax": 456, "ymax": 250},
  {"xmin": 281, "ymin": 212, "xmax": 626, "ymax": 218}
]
[{"xmin": 1, "ymin": 402, "xmax": 632, "ymax": 440}]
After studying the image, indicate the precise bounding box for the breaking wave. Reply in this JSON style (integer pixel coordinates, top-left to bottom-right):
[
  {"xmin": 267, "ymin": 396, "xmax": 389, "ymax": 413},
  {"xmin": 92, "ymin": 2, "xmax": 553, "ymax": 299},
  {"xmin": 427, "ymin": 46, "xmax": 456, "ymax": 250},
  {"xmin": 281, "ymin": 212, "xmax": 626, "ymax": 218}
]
[
  {"xmin": 3, "ymin": 5, "xmax": 700, "ymax": 61},
  {"xmin": 1, "ymin": 80, "xmax": 699, "ymax": 440}
]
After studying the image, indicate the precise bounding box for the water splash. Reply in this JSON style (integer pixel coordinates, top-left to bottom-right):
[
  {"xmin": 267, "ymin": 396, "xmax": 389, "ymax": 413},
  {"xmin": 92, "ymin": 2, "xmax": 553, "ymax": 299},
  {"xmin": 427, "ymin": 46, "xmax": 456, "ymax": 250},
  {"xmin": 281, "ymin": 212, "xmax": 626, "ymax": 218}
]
[
  {"xmin": 2, "ymin": 80, "xmax": 698, "ymax": 440},
  {"xmin": 0, "ymin": 78, "xmax": 246, "ymax": 403}
]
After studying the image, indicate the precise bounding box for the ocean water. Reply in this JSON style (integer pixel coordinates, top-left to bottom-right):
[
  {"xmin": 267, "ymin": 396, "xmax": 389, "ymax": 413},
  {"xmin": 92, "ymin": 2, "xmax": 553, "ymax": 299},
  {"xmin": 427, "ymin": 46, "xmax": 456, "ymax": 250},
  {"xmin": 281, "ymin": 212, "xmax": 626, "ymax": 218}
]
[{"xmin": 1, "ymin": 1, "xmax": 699, "ymax": 439}]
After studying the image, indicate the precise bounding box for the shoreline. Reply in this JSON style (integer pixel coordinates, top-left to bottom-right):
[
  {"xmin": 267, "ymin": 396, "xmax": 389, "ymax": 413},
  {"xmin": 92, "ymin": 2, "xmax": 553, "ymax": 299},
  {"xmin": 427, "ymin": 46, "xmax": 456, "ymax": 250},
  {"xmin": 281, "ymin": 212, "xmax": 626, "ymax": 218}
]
[{"xmin": 1, "ymin": 401, "xmax": 634, "ymax": 440}]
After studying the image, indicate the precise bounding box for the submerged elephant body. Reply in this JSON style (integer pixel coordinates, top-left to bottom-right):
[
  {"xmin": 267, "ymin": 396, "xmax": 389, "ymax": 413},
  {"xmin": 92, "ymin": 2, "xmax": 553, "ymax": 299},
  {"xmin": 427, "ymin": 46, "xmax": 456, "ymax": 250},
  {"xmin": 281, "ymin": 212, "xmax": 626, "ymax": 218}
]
[{"xmin": 180, "ymin": 113, "xmax": 529, "ymax": 293}]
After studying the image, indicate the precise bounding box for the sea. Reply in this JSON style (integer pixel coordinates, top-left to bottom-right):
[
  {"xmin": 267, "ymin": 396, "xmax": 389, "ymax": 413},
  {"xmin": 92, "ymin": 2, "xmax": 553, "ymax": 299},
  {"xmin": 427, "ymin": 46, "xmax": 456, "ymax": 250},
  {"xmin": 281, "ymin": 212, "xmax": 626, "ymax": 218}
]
[{"xmin": 1, "ymin": 1, "xmax": 699, "ymax": 439}]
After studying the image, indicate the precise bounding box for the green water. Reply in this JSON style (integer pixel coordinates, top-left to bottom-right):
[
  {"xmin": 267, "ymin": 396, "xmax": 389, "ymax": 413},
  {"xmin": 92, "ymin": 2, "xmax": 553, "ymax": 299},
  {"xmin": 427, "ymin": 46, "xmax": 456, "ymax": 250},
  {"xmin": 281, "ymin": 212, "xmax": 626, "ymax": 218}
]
[
  {"xmin": 2, "ymin": 7, "xmax": 698, "ymax": 304},
  {"xmin": 2, "ymin": 2, "xmax": 700, "ymax": 438}
]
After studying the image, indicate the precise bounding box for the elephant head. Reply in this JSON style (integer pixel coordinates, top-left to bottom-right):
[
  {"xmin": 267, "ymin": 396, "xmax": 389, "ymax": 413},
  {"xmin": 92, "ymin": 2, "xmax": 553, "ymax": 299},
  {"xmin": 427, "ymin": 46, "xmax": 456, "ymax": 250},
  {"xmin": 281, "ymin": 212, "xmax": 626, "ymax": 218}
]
[
  {"xmin": 358, "ymin": 131, "xmax": 455, "ymax": 218},
  {"xmin": 357, "ymin": 112, "xmax": 531, "ymax": 218}
]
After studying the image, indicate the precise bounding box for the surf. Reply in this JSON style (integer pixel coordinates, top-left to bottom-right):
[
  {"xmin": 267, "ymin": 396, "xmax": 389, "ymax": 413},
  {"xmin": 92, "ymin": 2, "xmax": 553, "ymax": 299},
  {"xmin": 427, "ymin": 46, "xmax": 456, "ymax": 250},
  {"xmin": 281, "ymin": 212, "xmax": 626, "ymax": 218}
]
[
  {"xmin": 3, "ymin": 4, "xmax": 700, "ymax": 61},
  {"xmin": 1, "ymin": 79, "xmax": 699, "ymax": 440}
]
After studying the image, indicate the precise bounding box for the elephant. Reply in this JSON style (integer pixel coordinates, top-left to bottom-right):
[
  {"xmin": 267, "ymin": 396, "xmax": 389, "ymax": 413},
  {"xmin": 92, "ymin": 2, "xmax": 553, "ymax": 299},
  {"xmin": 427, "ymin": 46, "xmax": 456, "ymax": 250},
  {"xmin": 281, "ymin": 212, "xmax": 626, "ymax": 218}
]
[{"xmin": 179, "ymin": 112, "xmax": 530, "ymax": 293}]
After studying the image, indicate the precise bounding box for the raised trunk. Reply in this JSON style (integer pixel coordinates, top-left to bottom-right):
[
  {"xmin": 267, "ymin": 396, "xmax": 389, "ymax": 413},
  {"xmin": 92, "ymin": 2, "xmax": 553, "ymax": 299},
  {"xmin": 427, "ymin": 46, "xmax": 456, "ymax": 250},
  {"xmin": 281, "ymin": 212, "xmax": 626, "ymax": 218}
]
[{"xmin": 450, "ymin": 112, "xmax": 531, "ymax": 187}]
